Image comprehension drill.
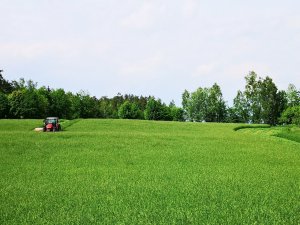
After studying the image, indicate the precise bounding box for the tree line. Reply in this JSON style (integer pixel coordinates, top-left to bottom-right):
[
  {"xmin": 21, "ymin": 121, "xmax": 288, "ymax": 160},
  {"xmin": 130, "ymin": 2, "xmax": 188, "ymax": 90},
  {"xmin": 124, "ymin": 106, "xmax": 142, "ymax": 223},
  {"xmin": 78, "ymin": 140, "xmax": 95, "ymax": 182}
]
[
  {"xmin": 0, "ymin": 70, "xmax": 299, "ymax": 125},
  {"xmin": 0, "ymin": 71, "xmax": 183, "ymax": 121}
]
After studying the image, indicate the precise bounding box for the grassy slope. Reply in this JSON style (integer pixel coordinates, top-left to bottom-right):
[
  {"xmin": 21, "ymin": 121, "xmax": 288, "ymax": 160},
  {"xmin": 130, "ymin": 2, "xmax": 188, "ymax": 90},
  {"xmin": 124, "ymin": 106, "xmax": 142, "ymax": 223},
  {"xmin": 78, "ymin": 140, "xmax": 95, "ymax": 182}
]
[
  {"xmin": 0, "ymin": 119, "xmax": 299, "ymax": 224},
  {"xmin": 275, "ymin": 127, "xmax": 300, "ymax": 143},
  {"xmin": 237, "ymin": 125, "xmax": 300, "ymax": 143}
]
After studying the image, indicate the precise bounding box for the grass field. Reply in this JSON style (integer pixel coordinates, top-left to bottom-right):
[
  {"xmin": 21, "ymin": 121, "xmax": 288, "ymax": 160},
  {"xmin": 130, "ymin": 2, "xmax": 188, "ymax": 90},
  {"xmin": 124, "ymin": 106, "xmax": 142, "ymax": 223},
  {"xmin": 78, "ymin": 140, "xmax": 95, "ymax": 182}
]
[{"xmin": 0, "ymin": 119, "xmax": 299, "ymax": 224}]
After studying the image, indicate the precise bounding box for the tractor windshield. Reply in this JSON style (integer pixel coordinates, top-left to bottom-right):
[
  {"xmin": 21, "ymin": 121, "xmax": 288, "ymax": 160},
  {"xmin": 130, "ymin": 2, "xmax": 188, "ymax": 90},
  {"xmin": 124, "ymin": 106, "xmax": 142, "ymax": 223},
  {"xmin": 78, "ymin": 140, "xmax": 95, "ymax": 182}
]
[{"xmin": 45, "ymin": 119, "xmax": 57, "ymax": 124}]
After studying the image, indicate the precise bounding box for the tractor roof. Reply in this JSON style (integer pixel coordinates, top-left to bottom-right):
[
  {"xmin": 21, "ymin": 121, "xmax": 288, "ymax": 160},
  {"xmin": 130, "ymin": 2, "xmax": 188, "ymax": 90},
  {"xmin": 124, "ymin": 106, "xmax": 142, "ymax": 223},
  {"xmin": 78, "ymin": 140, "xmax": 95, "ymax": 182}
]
[{"xmin": 46, "ymin": 117, "xmax": 59, "ymax": 119}]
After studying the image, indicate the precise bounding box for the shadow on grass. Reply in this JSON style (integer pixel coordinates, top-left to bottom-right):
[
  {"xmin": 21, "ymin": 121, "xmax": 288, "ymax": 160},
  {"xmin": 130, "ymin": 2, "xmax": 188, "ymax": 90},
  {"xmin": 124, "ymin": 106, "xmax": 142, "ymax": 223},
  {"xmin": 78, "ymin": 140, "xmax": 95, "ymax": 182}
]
[
  {"xmin": 60, "ymin": 119, "xmax": 81, "ymax": 131},
  {"xmin": 274, "ymin": 127, "xmax": 300, "ymax": 144},
  {"xmin": 233, "ymin": 124, "xmax": 271, "ymax": 131},
  {"xmin": 234, "ymin": 124, "xmax": 300, "ymax": 144}
]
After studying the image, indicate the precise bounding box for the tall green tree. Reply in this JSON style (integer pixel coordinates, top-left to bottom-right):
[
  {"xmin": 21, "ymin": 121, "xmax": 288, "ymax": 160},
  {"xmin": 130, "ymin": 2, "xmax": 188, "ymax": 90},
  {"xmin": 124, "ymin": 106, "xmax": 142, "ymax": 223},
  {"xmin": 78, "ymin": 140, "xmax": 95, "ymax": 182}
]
[
  {"xmin": 206, "ymin": 83, "xmax": 227, "ymax": 122},
  {"xmin": 259, "ymin": 76, "xmax": 279, "ymax": 125},
  {"xmin": 286, "ymin": 84, "xmax": 300, "ymax": 107},
  {"xmin": 0, "ymin": 70, "xmax": 14, "ymax": 94},
  {"xmin": 238, "ymin": 72, "xmax": 288, "ymax": 125},
  {"xmin": 182, "ymin": 84, "xmax": 226, "ymax": 122},
  {"xmin": 98, "ymin": 96, "xmax": 114, "ymax": 118},
  {"xmin": 0, "ymin": 92, "xmax": 9, "ymax": 118},
  {"xmin": 110, "ymin": 93, "xmax": 125, "ymax": 118},
  {"xmin": 67, "ymin": 92, "xmax": 81, "ymax": 119},
  {"xmin": 169, "ymin": 105, "xmax": 184, "ymax": 121},
  {"xmin": 276, "ymin": 90, "xmax": 287, "ymax": 120},
  {"xmin": 77, "ymin": 91, "xmax": 99, "ymax": 118},
  {"xmin": 8, "ymin": 88, "xmax": 47, "ymax": 118},
  {"xmin": 244, "ymin": 71, "xmax": 262, "ymax": 123},
  {"xmin": 182, "ymin": 90, "xmax": 191, "ymax": 121},
  {"xmin": 7, "ymin": 79, "xmax": 48, "ymax": 118},
  {"xmin": 48, "ymin": 89, "xmax": 72, "ymax": 119},
  {"xmin": 144, "ymin": 97, "xmax": 171, "ymax": 121},
  {"xmin": 232, "ymin": 90, "xmax": 249, "ymax": 123},
  {"xmin": 190, "ymin": 87, "xmax": 209, "ymax": 122},
  {"xmin": 144, "ymin": 97, "xmax": 161, "ymax": 120},
  {"xmin": 280, "ymin": 106, "xmax": 300, "ymax": 125},
  {"xmin": 118, "ymin": 101, "xmax": 141, "ymax": 119}
]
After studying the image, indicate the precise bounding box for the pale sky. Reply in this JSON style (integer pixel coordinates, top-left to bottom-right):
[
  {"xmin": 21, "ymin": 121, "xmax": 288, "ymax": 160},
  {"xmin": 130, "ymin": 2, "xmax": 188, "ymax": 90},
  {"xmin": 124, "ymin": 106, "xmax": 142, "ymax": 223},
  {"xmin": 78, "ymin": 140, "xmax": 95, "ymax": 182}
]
[{"xmin": 1, "ymin": 0, "xmax": 300, "ymax": 105}]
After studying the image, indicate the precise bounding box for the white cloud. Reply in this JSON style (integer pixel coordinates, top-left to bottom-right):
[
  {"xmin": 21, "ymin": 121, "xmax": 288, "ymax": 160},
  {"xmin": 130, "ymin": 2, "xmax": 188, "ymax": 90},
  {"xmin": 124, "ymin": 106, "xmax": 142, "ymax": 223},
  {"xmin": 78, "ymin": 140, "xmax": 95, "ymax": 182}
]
[
  {"xmin": 0, "ymin": 43, "xmax": 45, "ymax": 60},
  {"xmin": 193, "ymin": 63, "xmax": 216, "ymax": 77},
  {"xmin": 182, "ymin": 0, "xmax": 198, "ymax": 17},
  {"xmin": 225, "ymin": 63, "xmax": 272, "ymax": 79},
  {"xmin": 0, "ymin": 40, "xmax": 110, "ymax": 61},
  {"xmin": 287, "ymin": 16, "xmax": 300, "ymax": 29},
  {"xmin": 120, "ymin": 2, "xmax": 165, "ymax": 29},
  {"xmin": 120, "ymin": 54, "xmax": 164, "ymax": 76}
]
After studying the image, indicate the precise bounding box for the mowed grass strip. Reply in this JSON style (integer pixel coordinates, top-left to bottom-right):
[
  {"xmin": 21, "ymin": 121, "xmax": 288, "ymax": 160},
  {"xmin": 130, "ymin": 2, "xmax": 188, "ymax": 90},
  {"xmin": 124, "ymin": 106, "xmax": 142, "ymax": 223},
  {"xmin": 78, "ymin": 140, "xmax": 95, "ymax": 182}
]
[{"xmin": 0, "ymin": 119, "xmax": 299, "ymax": 224}]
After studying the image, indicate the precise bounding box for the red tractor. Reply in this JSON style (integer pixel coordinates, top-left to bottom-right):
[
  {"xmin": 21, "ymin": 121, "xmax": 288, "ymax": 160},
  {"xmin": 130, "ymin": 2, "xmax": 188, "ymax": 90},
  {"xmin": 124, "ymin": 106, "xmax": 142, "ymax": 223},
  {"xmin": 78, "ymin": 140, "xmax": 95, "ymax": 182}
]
[{"xmin": 43, "ymin": 117, "xmax": 61, "ymax": 132}]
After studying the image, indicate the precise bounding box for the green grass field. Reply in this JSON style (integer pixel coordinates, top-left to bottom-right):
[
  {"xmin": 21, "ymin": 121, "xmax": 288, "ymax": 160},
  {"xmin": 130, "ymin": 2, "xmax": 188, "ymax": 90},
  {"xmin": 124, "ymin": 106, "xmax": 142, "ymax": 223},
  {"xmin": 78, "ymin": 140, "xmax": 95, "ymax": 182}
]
[{"xmin": 0, "ymin": 119, "xmax": 299, "ymax": 224}]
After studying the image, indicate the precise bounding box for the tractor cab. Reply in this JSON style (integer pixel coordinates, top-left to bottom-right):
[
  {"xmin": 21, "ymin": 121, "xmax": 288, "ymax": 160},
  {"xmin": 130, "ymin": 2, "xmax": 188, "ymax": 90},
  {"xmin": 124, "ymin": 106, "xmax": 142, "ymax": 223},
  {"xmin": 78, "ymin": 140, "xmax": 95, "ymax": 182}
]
[{"xmin": 43, "ymin": 117, "xmax": 61, "ymax": 132}]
